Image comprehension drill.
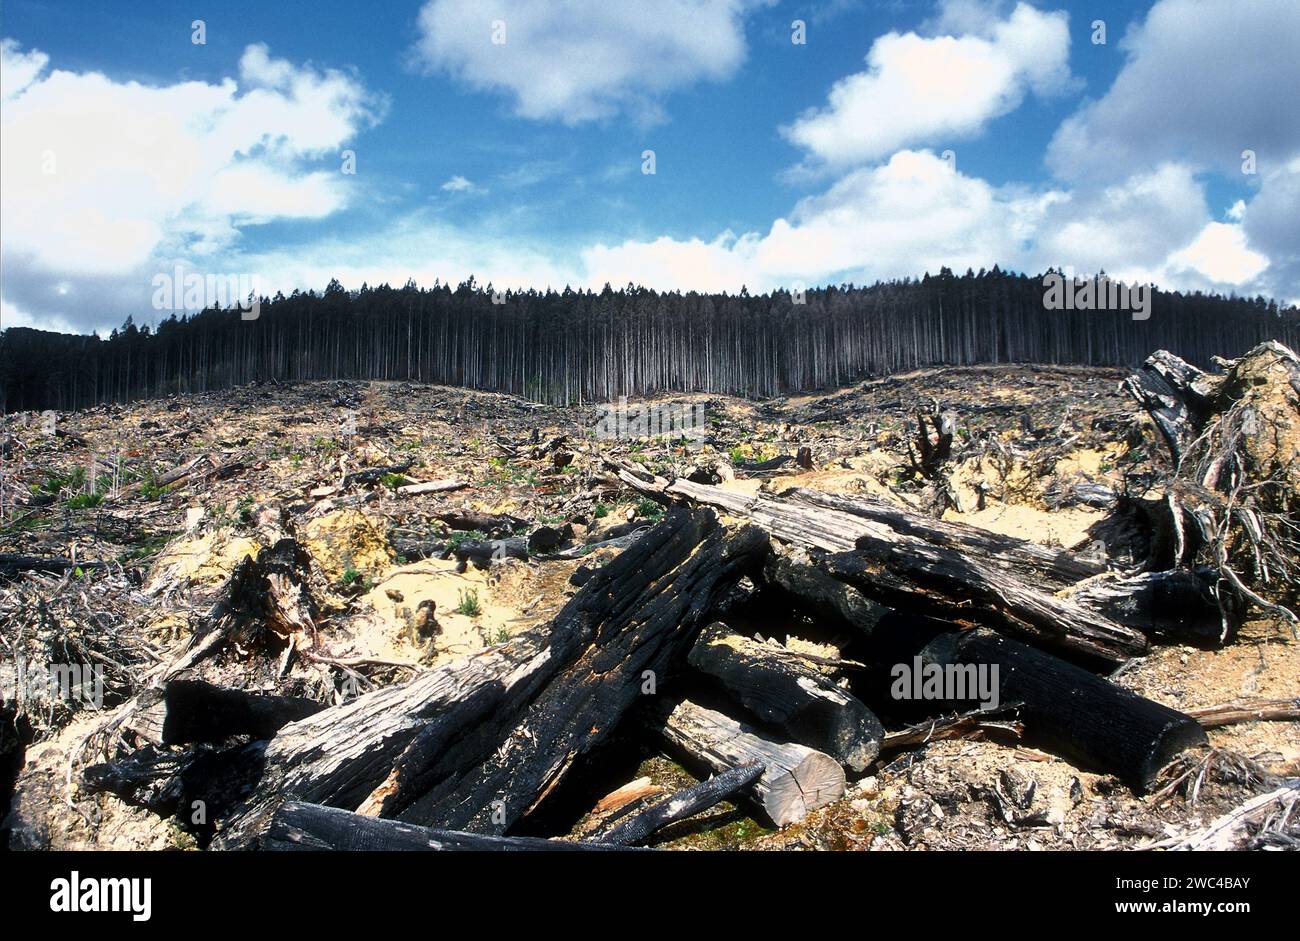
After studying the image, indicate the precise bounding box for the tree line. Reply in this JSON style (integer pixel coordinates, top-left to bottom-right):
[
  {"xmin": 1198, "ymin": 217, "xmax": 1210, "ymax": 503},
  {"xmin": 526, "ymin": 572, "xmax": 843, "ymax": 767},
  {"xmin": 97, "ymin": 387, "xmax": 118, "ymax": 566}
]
[{"xmin": 2, "ymin": 267, "xmax": 1297, "ymax": 412}]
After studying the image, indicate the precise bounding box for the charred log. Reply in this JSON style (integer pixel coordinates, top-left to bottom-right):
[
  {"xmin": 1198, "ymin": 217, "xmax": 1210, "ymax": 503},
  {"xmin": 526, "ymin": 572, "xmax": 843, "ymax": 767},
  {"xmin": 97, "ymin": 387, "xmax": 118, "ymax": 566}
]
[
  {"xmin": 917, "ymin": 628, "xmax": 1208, "ymax": 790},
  {"xmin": 687, "ymin": 622, "xmax": 883, "ymax": 772},
  {"xmin": 263, "ymin": 801, "xmax": 625, "ymax": 851},
  {"xmin": 589, "ymin": 762, "xmax": 764, "ymax": 846},
  {"xmin": 198, "ymin": 509, "xmax": 765, "ymax": 848}
]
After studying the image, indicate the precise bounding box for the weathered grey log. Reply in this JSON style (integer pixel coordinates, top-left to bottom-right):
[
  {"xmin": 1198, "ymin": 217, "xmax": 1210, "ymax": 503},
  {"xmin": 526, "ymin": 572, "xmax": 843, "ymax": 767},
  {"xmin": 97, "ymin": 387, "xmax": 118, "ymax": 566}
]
[
  {"xmin": 202, "ymin": 508, "xmax": 765, "ymax": 848},
  {"xmin": 688, "ymin": 622, "xmax": 883, "ymax": 772},
  {"xmin": 782, "ymin": 488, "xmax": 1108, "ymax": 586},
  {"xmin": 918, "ymin": 628, "xmax": 1208, "ymax": 790},
  {"xmin": 818, "ymin": 539, "xmax": 1147, "ymax": 664},
  {"xmin": 628, "ymin": 475, "xmax": 1118, "ymax": 589},
  {"xmin": 396, "ymin": 479, "xmax": 466, "ymax": 497},
  {"xmin": 654, "ymin": 698, "xmax": 845, "ymax": 827},
  {"xmin": 629, "ymin": 479, "xmax": 1154, "ymax": 661},
  {"xmin": 264, "ymin": 802, "xmax": 626, "ymax": 851},
  {"xmin": 451, "ymin": 535, "xmax": 528, "ymax": 566},
  {"xmin": 590, "ymin": 761, "xmax": 764, "ymax": 846}
]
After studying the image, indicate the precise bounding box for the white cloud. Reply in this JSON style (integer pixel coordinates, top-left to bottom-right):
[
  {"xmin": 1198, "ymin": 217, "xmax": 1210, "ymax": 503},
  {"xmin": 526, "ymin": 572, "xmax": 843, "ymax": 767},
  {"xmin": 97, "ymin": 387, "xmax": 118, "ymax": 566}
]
[
  {"xmin": 0, "ymin": 37, "xmax": 48, "ymax": 102},
  {"xmin": 0, "ymin": 40, "xmax": 383, "ymax": 330},
  {"xmin": 1239, "ymin": 156, "xmax": 1300, "ymax": 304},
  {"xmin": 1027, "ymin": 163, "xmax": 1208, "ymax": 283},
  {"xmin": 583, "ymin": 150, "xmax": 1056, "ymax": 291},
  {"xmin": 441, "ymin": 175, "xmax": 478, "ymax": 192},
  {"xmin": 231, "ymin": 211, "xmax": 578, "ymax": 299},
  {"xmin": 783, "ymin": 2, "xmax": 1073, "ymax": 168},
  {"xmin": 1046, "ymin": 0, "xmax": 1300, "ymax": 181},
  {"xmin": 581, "ymin": 155, "xmax": 1283, "ymax": 300},
  {"xmin": 1166, "ymin": 223, "xmax": 1269, "ymax": 286},
  {"xmin": 411, "ymin": 0, "xmax": 771, "ymax": 125}
]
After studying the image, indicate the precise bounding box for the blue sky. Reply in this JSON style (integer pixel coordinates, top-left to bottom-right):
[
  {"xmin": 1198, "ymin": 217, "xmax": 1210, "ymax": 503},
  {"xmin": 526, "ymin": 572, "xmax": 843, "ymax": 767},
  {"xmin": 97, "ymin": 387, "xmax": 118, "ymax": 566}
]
[{"xmin": 2, "ymin": 0, "xmax": 1297, "ymax": 333}]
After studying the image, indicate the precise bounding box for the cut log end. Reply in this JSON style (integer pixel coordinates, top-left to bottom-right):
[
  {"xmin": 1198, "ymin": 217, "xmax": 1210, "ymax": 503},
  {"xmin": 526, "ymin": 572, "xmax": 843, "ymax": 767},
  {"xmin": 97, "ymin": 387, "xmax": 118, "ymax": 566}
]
[{"xmin": 770, "ymin": 751, "xmax": 846, "ymax": 827}]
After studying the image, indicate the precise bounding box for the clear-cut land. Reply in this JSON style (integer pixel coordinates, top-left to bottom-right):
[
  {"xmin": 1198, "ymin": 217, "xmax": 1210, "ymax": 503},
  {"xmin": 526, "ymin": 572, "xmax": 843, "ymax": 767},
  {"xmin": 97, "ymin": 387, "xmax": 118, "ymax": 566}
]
[{"xmin": 1, "ymin": 344, "xmax": 1297, "ymax": 851}]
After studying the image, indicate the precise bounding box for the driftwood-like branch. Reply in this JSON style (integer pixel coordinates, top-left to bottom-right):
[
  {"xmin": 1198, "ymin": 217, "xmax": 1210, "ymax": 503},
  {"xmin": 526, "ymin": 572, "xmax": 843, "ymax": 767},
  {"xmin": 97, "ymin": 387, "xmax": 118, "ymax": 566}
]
[{"xmin": 1187, "ymin": 698, "xmax": 1300, "ymax": 728}]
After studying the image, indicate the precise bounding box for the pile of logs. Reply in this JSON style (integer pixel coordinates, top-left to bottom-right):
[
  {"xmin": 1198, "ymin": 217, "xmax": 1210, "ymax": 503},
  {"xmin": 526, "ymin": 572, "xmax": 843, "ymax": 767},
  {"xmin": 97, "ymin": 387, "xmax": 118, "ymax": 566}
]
[{"xmin": 51, "ymin": 344, "xmax": 1298, "ymax": 851}]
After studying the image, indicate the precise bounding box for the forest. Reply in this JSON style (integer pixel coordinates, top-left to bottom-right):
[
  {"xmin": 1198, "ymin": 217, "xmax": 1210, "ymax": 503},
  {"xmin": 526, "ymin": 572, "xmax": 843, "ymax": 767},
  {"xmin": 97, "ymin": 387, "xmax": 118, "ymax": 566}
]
[{"xmin": 2, "ymin": 266, "xmax": 1297, "ymax": 412}]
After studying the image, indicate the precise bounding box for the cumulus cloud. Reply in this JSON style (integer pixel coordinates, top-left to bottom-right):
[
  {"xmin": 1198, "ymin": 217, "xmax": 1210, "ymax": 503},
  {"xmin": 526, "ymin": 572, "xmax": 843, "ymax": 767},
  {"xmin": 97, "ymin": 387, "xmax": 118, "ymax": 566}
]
[
  {"xmin": 580, "ymin": 156, "xmax": 1282, "ymax": 301},
  {"xmin": 1239, "ymin": 156, "xmax": 1300, "ymax": 304},
  {"xmin": 1046, "ymin": 0, "xmax": 1300, "ymax": 181},
  {"xmin": 0, "ymin": 40, "xmax": 384, "ymax": 331},
  {"xmin": 411, "ymin": 0, "xmax": 771, "ymax": 125},
  {"xmin": 1166, "ymin": 223, "xmax": 1269, "ymax": 286},
  {"xmin": 583, "ymin": 150, "xmax": 1056, "ymax": 291},
  {"xmin": 1027, "ymin": 163, "xmax": 1208, "ymax": 282},
  {"xmin": 783, "ymin": 2, "xmax": 1073, "ymax": 168}
]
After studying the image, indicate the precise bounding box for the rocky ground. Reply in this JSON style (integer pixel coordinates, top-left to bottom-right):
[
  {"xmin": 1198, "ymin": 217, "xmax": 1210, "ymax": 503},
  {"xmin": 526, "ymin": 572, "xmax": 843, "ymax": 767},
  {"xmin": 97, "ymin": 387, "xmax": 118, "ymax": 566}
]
[{"xmin": 1, "ymin": 363, "xmax": 1296, "ymax": 850}]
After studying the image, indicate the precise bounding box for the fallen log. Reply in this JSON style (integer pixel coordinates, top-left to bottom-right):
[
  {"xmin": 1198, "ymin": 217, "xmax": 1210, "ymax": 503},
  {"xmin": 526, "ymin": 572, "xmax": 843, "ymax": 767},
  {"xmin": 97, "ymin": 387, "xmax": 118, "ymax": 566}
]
[
  {"xmin": 376, "ymin": 519, "xmax": 769, "ymax": 833},
  {"xmin": 199, "ymin": 509, "xmax": 765, "ymax": 848},
  {"xmin": 264, "ymin": 802, "xmax": 626, "ymax": 851},
  {"xmin": 763, "ymin": 547, "xmax": 890, "ymax": 636},
  {"xmin": 0, "ymin": 554, "xmax": 112, "ymax": 579},
  {"xmin": 590, "ymin": 762, "xmax": 764, "ymax": 846},
  {"xmin": 782, "ymin": 488, "xmax": 1107, "ymax": 586},
  {"xmin": 116, "ymin": 455, "xmax": 207, "ymax": 497},
  {"xmin": 451, "ymin": 535, "xmax": 528, "ymax": 567},
  {"xmin": 819, "ymin": 539, "xmax": 1147, "ymax": 664},
  {"xmin": 633, "ymin": 479, "xmax": 1166, "ymax": 659},
  {"xmin": 654, "ymin": 698, "xmax": 845, "ymax": 827},
  {"xmin": 433, "ymin": 507, "xmax": 528, "ymax": 535},
  {"xmin": 687, "ymin": 622, "xmax": 883, "ymax": 772},
  {"xmin": 917, "ymin": 628, "xmax": 1208, "ymax": 790},
  {"xmin": 1063, "ymin": 567, "xmax": 1233, "ymax": 643}
]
